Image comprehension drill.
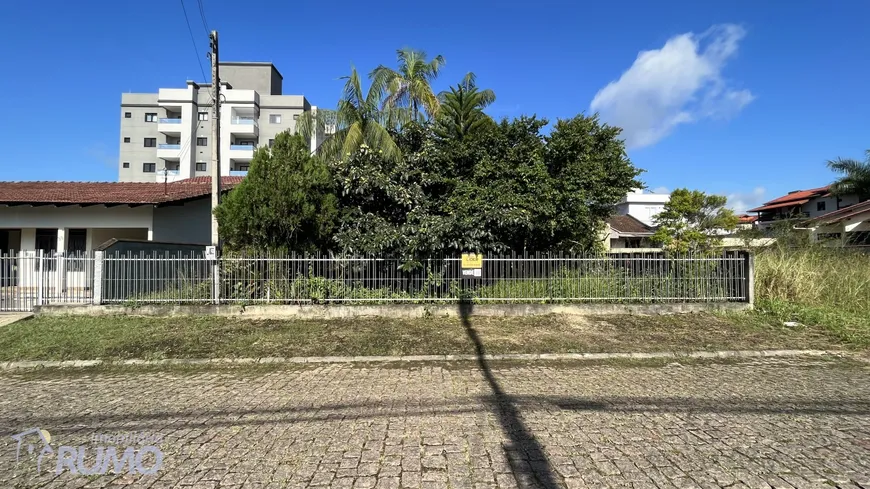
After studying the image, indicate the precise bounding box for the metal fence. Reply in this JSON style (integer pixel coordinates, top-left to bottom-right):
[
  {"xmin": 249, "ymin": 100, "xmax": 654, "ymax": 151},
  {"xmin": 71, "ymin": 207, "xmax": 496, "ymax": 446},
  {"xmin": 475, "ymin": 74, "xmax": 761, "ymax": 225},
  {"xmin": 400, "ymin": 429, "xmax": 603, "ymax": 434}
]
[
  {"xmin": 96, "ymin": 250, "xmax": 750, "ymax": 305},
  {"xmin": 0, "ymin": 250, "xmax": 751, "ymax": 310},
  {"xmin": 0, "ymin": 251, "xmax": 95, "ymax": 311}
]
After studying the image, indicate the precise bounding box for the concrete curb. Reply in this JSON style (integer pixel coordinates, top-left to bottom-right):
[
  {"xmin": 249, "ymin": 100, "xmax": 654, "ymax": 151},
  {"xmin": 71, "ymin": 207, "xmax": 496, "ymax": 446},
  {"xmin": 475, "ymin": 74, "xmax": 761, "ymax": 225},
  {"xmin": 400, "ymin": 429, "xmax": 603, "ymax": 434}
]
[
  {"xmin": 35, "ymin": 302, "xmax": 753, "ymax": 319},
  {"xmin": 0, "ymin": 349, "xmax": 855, "ymax": 370}
]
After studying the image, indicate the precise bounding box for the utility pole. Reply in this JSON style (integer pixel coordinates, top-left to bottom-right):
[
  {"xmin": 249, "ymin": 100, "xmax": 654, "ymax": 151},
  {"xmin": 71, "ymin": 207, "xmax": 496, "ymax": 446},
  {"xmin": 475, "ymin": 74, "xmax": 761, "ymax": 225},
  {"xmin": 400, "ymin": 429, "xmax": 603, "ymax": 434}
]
[{"xmin": 209, "ymin": 30, "xmax": 221, "ymax": 304}]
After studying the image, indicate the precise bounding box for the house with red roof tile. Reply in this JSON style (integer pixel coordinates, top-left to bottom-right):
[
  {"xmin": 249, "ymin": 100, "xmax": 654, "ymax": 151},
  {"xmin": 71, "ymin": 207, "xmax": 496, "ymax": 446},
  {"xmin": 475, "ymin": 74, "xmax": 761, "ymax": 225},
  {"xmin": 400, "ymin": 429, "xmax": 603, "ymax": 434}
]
[
  {"xmin": 0, "ymin": 176, "xmax": 242, "ymax": 255},
  {"xmin": 746, "ymin": 186, "xmax": 860, "ymax": 228}
]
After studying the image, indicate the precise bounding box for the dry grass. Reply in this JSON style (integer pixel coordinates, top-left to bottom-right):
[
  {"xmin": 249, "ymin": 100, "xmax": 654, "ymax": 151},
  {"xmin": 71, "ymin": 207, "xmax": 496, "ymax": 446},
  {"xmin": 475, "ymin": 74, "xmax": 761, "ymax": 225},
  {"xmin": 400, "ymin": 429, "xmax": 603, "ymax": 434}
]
[
  {"xmin": 755, "ymin": 246, "xmax": 870, "ymax": 313},
  {"xmin": 0, "ymin": 313, "xmax": 850, "ymax": 362},
  {"xmin": 752, "ymin": 246, "xmax": 870, "ymax": 346}
]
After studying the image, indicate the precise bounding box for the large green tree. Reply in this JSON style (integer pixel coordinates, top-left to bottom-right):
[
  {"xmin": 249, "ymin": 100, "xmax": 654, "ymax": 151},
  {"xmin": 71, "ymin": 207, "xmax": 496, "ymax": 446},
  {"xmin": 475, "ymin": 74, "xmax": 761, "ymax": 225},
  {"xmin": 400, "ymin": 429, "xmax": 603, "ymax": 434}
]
[
  {"xmin": 214, "ymin": 132, "xmax": 337, "ymax": 252},
  {"xmin": 827, "ymin": 150, "xmax": 870, "ymax": 201},
  {"xmin": 433, "ymin": 72, "xmax": 496, "ymax": 141},
  {"xmin": 545, "ymin": 115, "xmax": 644, "ymax": 251},
  {"xmin": 370, "ymin": 48, "xmax": 445, "ymax": 124},
  {"xmin": 328, "ymin": 114, "xmax": 642, "ymax": 256},
  {"xmin": 296, "ymin": 67, "xmax": 400, "ymax": 163},
  {"xmin": 651, "ymin": 189, "xmax": 738, "ymax": 253}
]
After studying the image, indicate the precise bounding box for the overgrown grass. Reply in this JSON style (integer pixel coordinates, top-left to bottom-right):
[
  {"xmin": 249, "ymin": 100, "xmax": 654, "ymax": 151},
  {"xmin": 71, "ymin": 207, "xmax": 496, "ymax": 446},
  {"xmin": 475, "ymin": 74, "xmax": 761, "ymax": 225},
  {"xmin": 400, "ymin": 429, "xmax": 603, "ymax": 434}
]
[
  {"xmin": 752, "ymin": 246, "xmax": 870, "ymax": 347},
  {"xmin": 0, "ymin": 313, "xmax": 847, "ymax": 362}
]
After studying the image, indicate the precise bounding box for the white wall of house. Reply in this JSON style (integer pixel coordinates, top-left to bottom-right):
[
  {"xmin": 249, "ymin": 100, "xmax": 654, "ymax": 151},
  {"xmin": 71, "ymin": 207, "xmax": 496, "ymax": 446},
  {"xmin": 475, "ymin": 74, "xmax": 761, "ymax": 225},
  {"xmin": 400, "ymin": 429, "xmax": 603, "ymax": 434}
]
[
  {"xmin": 811, "ymin": 209, "xmax": 870, "ymax": 245},
  {"xmin": 801, "ymin": 194, "xmax": 860, "ymax": 218},
  {"xmin": 615, "ymin": 191, "xmax": 670, "ymax": 226},
  {"xmin": 616, "ymin": 203, "xmax": 666, "ymax": 226},
  {"xmin": 0, "ymin": 197, "xmax": 214, "ymax": 251},
  {"xmin": 0, "ymin": 205, "xmax": 153, "ymax": 233}
]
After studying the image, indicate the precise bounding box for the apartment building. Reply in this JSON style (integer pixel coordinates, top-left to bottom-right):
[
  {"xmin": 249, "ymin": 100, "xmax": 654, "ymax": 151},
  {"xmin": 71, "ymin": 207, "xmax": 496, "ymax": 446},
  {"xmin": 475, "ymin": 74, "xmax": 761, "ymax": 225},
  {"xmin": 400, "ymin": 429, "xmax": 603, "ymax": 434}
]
[{"xmin": 118, "ymin": 62, "xmax": 323, "ymax": 182}]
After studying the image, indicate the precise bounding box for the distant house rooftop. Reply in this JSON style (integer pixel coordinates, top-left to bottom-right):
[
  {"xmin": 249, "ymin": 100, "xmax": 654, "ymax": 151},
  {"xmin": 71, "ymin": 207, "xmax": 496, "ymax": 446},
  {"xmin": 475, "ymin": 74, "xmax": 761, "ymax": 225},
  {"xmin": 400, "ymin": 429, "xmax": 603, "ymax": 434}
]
[
  {"xmin": 747, "ymin": 186, "xmax": 831, "ymax": 213},
  {"xmin": 607, "ymin": 215, "xmax": 654, "ymax": 236},
  {"xmin": 0, "ymin": 176, "xmax": 244, "ymax": 206}
]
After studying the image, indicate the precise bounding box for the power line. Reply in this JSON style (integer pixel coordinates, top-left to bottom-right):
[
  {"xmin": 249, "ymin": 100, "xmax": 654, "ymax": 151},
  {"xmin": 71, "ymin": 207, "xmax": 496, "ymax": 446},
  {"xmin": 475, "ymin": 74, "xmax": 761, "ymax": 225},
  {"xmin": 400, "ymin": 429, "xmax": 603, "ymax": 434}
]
[
  {"xmin": 179, "ymin": 0, "xmax": 209, "ymax": 83},
  {"xmin": 196, "ymin": 0, "xmax": 210, "ymax": 37}
]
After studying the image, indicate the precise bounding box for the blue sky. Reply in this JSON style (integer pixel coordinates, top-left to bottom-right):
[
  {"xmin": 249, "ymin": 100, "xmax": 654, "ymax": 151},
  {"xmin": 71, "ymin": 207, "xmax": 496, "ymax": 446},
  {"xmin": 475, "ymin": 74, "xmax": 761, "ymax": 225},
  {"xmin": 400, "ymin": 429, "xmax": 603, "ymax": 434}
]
[{"xmin": 1, "ymin": 0, "xmax": 869, "ymax": 212}]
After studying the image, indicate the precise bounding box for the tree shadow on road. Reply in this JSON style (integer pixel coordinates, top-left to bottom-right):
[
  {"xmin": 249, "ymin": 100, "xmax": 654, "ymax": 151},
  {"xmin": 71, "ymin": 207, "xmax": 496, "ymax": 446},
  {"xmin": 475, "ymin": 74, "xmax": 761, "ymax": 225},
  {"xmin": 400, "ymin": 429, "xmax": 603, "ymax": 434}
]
[{"xmin": 458, "ymin": 301, "xmax": 560, "ymax": 489}]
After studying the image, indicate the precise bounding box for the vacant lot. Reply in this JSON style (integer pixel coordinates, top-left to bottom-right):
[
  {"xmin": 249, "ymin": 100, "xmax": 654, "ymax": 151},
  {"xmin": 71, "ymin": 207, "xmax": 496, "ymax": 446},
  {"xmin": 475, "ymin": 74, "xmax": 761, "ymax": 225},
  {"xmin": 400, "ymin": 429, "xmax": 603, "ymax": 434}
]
[{"xmin": 0, "ymin": 311, "xmax": 856, "ymax": 362}]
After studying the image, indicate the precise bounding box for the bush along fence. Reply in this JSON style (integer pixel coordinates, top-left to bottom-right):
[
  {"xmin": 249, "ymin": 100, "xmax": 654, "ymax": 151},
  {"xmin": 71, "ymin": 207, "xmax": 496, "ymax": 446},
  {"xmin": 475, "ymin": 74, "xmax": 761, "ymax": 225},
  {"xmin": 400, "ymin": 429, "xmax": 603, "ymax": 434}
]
[
  {"xmin": 0, "ymin": 250, "xmax": 754, "ymax": 311},
  {"xmin": 105, "ymin": 250, "xmax": 753, "ymax": 305}
]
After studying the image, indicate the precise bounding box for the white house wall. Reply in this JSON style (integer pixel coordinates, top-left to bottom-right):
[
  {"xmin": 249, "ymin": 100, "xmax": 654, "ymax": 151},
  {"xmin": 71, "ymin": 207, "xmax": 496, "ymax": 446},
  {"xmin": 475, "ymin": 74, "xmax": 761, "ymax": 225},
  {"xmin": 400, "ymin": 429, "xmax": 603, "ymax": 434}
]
[
  {"xmin": 802, "ymin": 194, "xmax": 860, "ymax": 218},
  {"xmin": 615, "ymin": 203, "xmax": 666, "ymax": 226},
  {"xmin": 0, "ymin": 205, "xmax": 153, "ymax": 230}
]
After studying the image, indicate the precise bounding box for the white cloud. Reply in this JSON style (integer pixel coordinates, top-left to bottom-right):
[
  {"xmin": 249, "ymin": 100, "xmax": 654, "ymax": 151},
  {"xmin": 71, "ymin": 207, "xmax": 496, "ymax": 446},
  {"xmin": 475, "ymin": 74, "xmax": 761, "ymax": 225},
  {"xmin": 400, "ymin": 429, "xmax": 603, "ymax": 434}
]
[
  {"xmin": 590, "ymin": 24, "xmax": 754, "ymax": 149},
  {"xmin": 651, "ymin": 186, "xmax": 670, "ymax": 194},
  {"xmin": 727, "ymin": 187, "xmax": 766, "ymax": 213}
]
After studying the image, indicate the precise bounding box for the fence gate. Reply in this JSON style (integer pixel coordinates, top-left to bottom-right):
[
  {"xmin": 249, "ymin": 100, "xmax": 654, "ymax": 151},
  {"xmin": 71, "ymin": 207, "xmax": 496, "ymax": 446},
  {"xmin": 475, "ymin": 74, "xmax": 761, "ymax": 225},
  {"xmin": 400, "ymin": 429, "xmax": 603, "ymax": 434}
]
[{"xmin": 0, "ymin": 251, "xmax": 95, "ymax": 312}]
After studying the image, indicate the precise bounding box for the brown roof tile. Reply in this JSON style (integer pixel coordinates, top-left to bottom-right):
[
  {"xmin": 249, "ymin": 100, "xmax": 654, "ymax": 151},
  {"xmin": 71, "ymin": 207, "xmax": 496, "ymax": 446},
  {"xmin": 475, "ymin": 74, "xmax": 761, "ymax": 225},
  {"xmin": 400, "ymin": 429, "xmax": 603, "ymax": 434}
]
[
  {"xmin": 0, "ymin": 177, "xmax": 243, "ymax": 205},
  {"xmin": 607, "ymin": 215, "xmax": 653, "ymax": 235}
]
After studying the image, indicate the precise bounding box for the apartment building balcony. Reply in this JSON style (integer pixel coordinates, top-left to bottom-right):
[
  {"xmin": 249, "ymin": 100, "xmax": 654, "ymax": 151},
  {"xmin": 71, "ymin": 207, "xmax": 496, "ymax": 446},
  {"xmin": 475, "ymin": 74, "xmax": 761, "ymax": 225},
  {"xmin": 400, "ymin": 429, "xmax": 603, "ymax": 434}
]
[
  {"xmin": 156, "ymin": 143, "xmax": 181, "ymax": 161},
  {"xmin": 158, "ymin": 118, "xmax": 183, "ymax": 135},
  {"xmin": 230, "ymin": 161, "xmax": 250, "ymax": 177},
  {"xmin": 229, "ymin": 116, "xmax": 259, "ymax": 137},
  {"xmin": 228, "ymin": 144, "xmax": 254, "ymax": 162}
]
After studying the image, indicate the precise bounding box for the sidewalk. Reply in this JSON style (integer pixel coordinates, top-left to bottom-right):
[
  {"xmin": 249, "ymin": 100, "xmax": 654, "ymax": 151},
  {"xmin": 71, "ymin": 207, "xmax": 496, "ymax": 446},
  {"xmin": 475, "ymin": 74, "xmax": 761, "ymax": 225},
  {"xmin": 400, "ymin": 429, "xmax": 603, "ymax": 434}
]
[{"xmin": 2, "ymin": 355, "xmax": 868, "ymax": 488}]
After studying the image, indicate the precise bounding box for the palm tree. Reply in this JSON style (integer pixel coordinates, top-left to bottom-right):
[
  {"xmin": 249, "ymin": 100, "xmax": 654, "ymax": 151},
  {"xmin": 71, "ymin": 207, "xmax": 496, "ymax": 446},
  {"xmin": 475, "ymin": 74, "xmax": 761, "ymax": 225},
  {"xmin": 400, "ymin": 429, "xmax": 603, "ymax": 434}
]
[
  {"xmin": 296, "ymin": 67, "xmax": 400, "ymax": 163},
  {"xmin": 370, "ymin": 48, "xmax": 445, "ymax": 124},
  {"xmin": 828, "ymin": 150, "xmax": 870, "ymax": 201},
  {"xmin": 433, "ymin": 72, "xmax": 496, "ymax": 141}
]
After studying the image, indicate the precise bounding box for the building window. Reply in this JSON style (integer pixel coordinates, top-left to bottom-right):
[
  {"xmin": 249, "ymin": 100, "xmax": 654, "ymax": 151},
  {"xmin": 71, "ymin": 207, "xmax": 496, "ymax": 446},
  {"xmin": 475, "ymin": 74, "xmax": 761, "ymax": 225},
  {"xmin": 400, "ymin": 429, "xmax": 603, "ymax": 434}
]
[
  {"xmin": 123, "ymin": 137, "xmax": 131, "ymax": 143},
  {"xmin": 293, "ymin": 114, "xmax": 299, "ymax": 120},
  {"xmin": 67, "ymin": 229, "xmax": 87, "ymax": 254},
  {"xmin": 35, "ymin": 229, "xmax": 58, "ymax": 254},
  {"xmin": 268, "ymin": 139, "xmax": 275, "ymax": 147},
  {"xmin": 236, "ymin": 164, "xmax": 250, "ymax": 171},
  {"xmin": 817, "ymin": 201, "xmax": 826, "ymax": 212},
  {"xmin": 124, "ymin": 112, "xmax": 132, "ymax": 118},
  {"xmin": 196, "ymin": 162, "xmax": 207, "ymax": 171},
  {"xmin": 197, "ymin": 137, "xmax": 207, "ymax": 146},
  {"xmin": 143, "ymin": 163, "xmax": 156, "ymax": 173},
  {"xmin": 144, "ymin": 138, "xmax": 156, "ymax": 147},
  {"xmin": 145, "ymin": 113, "xmax": 157, "ymax": 122},
  {"xmin": 269, "ymin": 114, "xmax": 281, "ymax": 124},
  {"xmin": 198, "ymin": 112, "xmax": 208, "ymax": 121},
  {"xmin": 122, "ymin": 162, "xmax": 130, "ymax": 168}
]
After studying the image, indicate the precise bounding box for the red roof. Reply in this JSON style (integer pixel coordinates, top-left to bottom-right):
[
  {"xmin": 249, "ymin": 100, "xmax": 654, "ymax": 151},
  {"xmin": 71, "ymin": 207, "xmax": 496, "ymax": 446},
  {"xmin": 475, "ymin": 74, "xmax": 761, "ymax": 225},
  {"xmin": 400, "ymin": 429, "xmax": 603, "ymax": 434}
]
[
  {"xmin": 0, "ymin": 177, "xmax": 244, "ymax": 205},
  {"xmin": 748, "ymin": 186, "xmax": 830, "ymax": 213},
  {"xmin": 738, "ymin": 214, "xmax": 758, "ymax": 223}
]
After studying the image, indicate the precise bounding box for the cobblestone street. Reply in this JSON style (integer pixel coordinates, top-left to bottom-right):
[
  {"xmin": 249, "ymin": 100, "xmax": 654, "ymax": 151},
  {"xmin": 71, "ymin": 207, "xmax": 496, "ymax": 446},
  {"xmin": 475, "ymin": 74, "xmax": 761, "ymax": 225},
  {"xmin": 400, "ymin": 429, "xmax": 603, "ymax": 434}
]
[{"xmin": 1, "ymin": 356, "xmax": 868, "ymax": 488}]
